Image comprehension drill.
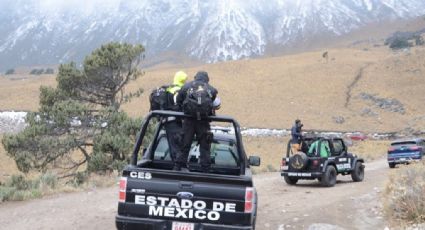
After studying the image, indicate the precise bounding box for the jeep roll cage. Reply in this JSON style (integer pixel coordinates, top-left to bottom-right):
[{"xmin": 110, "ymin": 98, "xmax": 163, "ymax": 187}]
[{"xmin": 286, "ymin": 136, "xmax": 348, "ymax": 158}]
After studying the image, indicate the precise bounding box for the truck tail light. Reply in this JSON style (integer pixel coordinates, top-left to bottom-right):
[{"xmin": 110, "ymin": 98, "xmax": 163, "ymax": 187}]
[
  {"xmin": 410, "ymin": 146, "xmax": 420, "ymax": 151},
  {"xmin": 312, "ymin": 160, "xmax": 320, "ymax": 167},
  {"xmin": 388, "ymin": 147, "xmax": 395, "ymax": 152},
  {"xmin": 244, "ymin": 187, "xmax": 254, "ymax": 213},
  {"xmin": 119, "ymin": 177, "xmax": 127, "ymax": 203},
  {"xmin": 281, "ymin": 159, "xmax": 286, "ymax": 167}
]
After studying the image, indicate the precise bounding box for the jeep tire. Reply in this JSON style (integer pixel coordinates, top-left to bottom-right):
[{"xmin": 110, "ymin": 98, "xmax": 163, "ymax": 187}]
[
  {"xmin": 388, "ymin": 162, "xmax": 395, "ymax": 168},
  {"xmin": 284, "ymin": 175, "xmax": 298, "ymax": 185},
  {"xmin": 289, "ymin": 152, "xmax": 308, "ymax": 171},
  {"xmin": 351, "ymin": 161, "xmax": 364, "ymax": 182},
  {"xmin": 321, "ymin": 165, "xmax": 337, "ymax": 187}
]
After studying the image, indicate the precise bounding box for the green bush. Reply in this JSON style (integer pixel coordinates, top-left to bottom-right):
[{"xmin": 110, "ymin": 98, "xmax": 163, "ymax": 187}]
[
  {"xmin": 70, "ymin": 172, "xmax": 88, "ymax": 187},
  {"xmin": 0, "ymin": 173, "xmax": 58, "ymax": 202},
  {"xmin": 44, "ymin": 68, "xmax": 55, "ymax": 74},
  {"xmin": 7, "ymin": 174, "xmax": 32, "ymax": 190},
  {"xmin": 0, "ymin": 186, "xmax": 15, "ymax": 201},
  {"xmin": 87, "ymin": 152, "xmax": 113, "ymax": 173},
  {"xmin": 389, "ymin": 38, "xmax": 411, "ymax": 50},
  {"xmin": 30, "ymin": 69, "xmax": 44, "ymax": 75},
  {"xmin": 5, "ymin": 68, "xmax": 15, "ymax": 75},
  {"xmin": 39, "ymin": 172, "xmax": 58, "ymax": 189}
]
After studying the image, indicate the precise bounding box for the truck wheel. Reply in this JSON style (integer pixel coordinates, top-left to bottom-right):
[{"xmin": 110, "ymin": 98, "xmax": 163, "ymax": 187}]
[
  {"xmin": 321, "ymin": 166, "xmax": 337, "ymax": 187},
  {"xmin": 284, "ymin": 175, "xmax": 298, "ymax": 185},
  {"xmin": 351, "ymin": 162, "xmax": 364, "ymax": 182},
  {"xmin": 389, "ymin": 163, "xmax": 395, "ymax": 168}
]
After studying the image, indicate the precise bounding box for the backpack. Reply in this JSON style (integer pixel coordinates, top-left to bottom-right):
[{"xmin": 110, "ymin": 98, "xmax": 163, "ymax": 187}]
[
  {"xmin": 149, "ymin": 85, "xmax": 170, "ymax": 111},
  {"xmin": 183, "ymin": 82, "xmax": 213, "ymax": 120}
]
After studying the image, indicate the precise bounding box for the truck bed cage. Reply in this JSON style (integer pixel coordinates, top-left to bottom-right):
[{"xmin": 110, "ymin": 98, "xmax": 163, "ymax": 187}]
[{"xmin": 131, "ymin": 111, "xmax": 247, "ymax": 174}]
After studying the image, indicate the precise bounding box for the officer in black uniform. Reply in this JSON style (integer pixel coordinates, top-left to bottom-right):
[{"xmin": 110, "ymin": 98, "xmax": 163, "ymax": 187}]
[
  {"xmin": 161, "ymin": 71, "xmax": 188, "ymax": 161},
  {"xmin": 174, "ymin": 71, "xmax": 218, "ymax": 172}
]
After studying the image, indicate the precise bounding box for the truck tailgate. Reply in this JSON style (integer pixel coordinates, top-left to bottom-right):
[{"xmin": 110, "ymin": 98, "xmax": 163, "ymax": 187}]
[{"xmin": 117, "ymin": 168, "xmax": 255, "ymax": 226}]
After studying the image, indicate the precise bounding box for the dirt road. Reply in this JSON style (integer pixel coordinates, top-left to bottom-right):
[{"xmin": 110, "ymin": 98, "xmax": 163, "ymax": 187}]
[{"xmin": 0, "ymin": 158, "xmax": 389, "ymax": 230}]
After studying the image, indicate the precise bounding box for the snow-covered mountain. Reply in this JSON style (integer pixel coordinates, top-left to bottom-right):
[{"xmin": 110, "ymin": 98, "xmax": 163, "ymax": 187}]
[{"xmin": 1, "ymin": 0, "xmax": 425, "ymax": 70}]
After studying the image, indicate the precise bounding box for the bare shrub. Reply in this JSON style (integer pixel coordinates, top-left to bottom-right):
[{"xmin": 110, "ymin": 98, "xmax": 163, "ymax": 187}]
[{"xmin": 384, "ymin": 162, "xmax": 425, "ymax": 224}]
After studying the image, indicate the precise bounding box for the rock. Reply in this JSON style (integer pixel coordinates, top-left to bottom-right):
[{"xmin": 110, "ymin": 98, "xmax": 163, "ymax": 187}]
[
  {"xmin": 359, "ymin": 93, "xmax": 405, "ymax": 114},
  {"xmin": 278, "ymin": 224, "xmax": 285, "ymax": 230},
  {"xmin": 332, "ymin": 116, "xmax": 345, "ymax": 124},
  {"xmin": 293, "ymin": 217, "xmax": 299, "ymax": 222},
  {"xmin": 360, "ymin": 108, "xmax": 378, "ymax": 117}
]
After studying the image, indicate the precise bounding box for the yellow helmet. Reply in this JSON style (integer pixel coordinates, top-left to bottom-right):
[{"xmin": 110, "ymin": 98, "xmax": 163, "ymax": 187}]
[{"xmin": 173, "ymin": 71, "xmax": 188, "ymax": 87}]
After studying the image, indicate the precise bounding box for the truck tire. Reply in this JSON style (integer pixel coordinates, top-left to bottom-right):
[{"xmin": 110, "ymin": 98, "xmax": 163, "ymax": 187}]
[
  {"xmin": 321, "ymin": 165, "xmax": 337, "ymax": 187},
  {"xmin": 351, "ymin": 161, "xmax": 364, "ymax": 182},
  {"xmin": 389, "ymin": 163, "xmax": 395, "ymax": 168},
  {"xmin": 284, "ymin": 175, "xmax": 298, "ymax": 185}
]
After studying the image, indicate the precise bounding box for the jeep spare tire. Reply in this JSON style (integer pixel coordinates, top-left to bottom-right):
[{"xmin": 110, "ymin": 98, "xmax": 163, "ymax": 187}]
[{"xmin": 289, "ymin": 152, "xmax": 308, "ymax": 170}]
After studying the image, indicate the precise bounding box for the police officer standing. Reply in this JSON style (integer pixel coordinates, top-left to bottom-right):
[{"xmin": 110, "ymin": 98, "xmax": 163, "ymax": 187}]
[
  {"xmin": 290, "ymin": 119, "xmax": 303, "ymax": 154},
  {"xmin": 174, "ymin": 71, "xmax": 218, "ymax": 172},
  {"xmin": 163, "ymin": 71, "xmax": 188, "ymax": 161}
]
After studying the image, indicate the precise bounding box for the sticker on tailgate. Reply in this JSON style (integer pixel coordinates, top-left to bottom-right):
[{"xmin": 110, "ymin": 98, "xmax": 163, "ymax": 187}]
[
  {"xmin": 129, "ymin": 171, "xmax": 152, "ymax": 180},
  {"xmin": 135, "ymin": 195, "xmax": 237, "ymax": 221}
]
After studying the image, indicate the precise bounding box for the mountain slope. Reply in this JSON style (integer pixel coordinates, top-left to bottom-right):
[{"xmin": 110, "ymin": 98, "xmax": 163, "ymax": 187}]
[
  {"xmin": 2, "ymin": 44, "xmax": 425, "ymax": 133},
  {"xmin": 1, "ymin": 0, "xmax": 425, "ymax": 70}
]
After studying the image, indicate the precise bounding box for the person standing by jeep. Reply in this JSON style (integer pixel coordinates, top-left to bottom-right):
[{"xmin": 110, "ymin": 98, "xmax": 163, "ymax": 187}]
[
  {"xmin": 290, "ymin": 119, "xmax": 303, "ymax": 154},
  {"xmin": 174, "ymin": 71, "xmax": 218, "ymax": 172}
]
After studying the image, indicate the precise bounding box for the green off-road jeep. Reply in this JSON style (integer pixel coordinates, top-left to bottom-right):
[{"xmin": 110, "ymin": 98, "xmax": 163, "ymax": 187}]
[{"xmin": 281, "ymin": 136, "xmax": 365, "ymax": 187}]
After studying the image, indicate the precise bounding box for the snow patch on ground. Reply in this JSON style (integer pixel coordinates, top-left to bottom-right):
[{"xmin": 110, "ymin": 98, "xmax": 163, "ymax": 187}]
[
  {"xmin": 0, "ymin": 111, "xmax": 28, "ymax": 134},
  {"xmin": 0, "ymin": 111, "xmax": 420, "ymax": 141}
]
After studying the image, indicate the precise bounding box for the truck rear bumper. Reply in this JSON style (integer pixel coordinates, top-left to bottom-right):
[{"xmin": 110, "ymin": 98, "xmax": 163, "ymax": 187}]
[
  {"xmin": 116, "ymin": 215, "xmax": 254, "ymax": 230},
  {"xmin": 388, "ymin": 157, "xmax": 421, "ymax": 164}
]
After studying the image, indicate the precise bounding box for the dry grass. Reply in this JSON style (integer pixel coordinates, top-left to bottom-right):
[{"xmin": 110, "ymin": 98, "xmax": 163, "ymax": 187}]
[
  {"xmin": 243, "ymin": 136, "xmax": 287, "ymax": 173},
  {"xmin": 384, "ymin": 162, "xmax": 425, "ymax": 226},
  {"xmin": 2, "ymin": 46, "xmax": 425, "ymax": 133},
  {"xmin": 0, "ymin": 171, "xmax": 118, "ymax": 202},
  {"xmin": 0, "ymin": 74, "xmax": 56, "ymax": 111},
  {"xmin": 350, "ymin": 140, "xmax": 391, "ymax": 161},
  {"xmin": 122, "ymin": 46, "xmax": 425, "ymax": 133}
]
